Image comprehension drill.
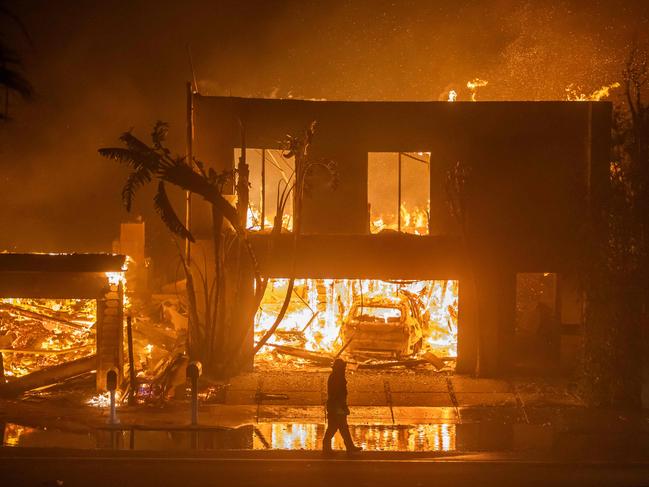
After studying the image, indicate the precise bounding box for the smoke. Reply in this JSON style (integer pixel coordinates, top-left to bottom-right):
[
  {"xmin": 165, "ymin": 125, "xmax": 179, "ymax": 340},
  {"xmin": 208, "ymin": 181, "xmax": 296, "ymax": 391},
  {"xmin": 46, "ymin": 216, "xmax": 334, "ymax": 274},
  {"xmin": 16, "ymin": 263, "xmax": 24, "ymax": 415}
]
[{"xmin": 0, "ymin": 0, "xmax": 647, "ymax": 256}]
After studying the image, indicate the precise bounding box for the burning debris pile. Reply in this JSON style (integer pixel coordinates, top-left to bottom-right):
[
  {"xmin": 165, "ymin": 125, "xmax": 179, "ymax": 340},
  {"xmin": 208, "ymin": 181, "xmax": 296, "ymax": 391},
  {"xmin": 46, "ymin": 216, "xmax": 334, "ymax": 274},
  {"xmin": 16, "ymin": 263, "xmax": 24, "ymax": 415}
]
[
  {"xmin": 255, "ymin": 278, "xmax": 458, "ymax": 371},
  {"xmin": 0, "ymin": 298, "xmax": 96, "ymax": 378},
  {"xmin": 0, "ymin": 292, "xmax": 189, "ymax": 406},
  {"xmin": 84, "ymin": 293, "xmax": 190, "ymax": 407},
  {"xmin": 124, "ymin": 297, "xmax": 189, "ymax": 404}
]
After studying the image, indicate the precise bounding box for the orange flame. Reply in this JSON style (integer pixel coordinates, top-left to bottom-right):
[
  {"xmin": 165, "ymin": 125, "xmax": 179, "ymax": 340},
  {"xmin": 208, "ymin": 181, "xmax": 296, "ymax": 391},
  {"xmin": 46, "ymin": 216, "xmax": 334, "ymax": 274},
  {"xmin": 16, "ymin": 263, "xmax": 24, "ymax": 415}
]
[
  {"xmin": 466, "ymin": 78, "xmax": 488, "ymax": 101},
  {"xmin": 255, "ymin": 278, "xmax": 458, "ymax": 365}
]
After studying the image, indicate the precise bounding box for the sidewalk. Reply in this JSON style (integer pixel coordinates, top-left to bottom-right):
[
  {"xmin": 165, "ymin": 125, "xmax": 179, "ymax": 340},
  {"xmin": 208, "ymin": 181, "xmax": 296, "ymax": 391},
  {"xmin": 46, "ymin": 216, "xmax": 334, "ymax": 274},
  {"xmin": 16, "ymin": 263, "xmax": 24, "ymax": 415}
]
[
  {"xmin": 0, "ymin": 371, "xmax": 591, "ymax": 430},
  {"xmin": 226, "ymin": 370, "xmax": 583, "ymax": 408},
  {"xmin": 2, "ymin": 371, "xmax": 647, "ymax": 457}
]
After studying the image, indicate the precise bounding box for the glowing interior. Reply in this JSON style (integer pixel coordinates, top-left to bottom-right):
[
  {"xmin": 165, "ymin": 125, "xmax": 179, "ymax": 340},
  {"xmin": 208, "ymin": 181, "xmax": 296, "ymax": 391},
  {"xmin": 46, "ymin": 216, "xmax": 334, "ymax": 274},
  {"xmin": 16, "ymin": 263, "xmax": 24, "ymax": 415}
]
[{"xmin": 255, "ymin": 278, "xmax": 458, "ymax": 367}]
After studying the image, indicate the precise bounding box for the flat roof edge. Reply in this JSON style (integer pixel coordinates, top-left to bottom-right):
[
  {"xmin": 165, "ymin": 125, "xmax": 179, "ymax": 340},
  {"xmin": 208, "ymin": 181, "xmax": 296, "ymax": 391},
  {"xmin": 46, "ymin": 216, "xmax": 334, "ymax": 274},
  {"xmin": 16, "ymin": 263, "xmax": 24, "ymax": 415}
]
[
  {"xmin": 194, "ymin": 94, "xmax": 613, "ymax": 106},
  {"xmin": 0, "ymin": 253, "xmax": 127, "ymax": 273}
]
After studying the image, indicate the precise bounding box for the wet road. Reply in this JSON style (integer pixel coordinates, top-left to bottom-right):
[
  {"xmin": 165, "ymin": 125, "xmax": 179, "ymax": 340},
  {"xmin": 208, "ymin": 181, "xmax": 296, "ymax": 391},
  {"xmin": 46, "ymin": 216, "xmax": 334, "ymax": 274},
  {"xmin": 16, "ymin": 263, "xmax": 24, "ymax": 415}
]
[{"xmin": 1, "ymin": 451, "xmax": 649, "ymax": 487}]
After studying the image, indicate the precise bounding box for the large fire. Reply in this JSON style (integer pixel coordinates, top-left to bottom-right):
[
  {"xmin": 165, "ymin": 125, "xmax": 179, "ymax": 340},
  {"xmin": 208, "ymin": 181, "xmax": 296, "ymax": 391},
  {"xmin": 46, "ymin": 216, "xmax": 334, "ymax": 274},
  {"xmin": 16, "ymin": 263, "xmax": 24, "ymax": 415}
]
[
  {"xmin": 0, "ymin": 298, "xmax": 97, "ymax": 378},
  {"xmin": 0, "ymin": 265, "xmax": 128, "ymax": 382},
  {"xmin": 255, "ymin": 278, "xmax": 458, "ymax": 367}
]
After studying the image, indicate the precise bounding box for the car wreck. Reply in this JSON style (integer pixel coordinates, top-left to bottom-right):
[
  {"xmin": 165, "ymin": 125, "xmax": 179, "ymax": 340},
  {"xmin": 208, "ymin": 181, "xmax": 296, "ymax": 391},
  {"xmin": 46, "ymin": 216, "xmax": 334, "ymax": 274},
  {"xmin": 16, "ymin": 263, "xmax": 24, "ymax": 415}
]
[{"xmin": 342, "ymin": 292, "xmax": 425, "ymax": 359}]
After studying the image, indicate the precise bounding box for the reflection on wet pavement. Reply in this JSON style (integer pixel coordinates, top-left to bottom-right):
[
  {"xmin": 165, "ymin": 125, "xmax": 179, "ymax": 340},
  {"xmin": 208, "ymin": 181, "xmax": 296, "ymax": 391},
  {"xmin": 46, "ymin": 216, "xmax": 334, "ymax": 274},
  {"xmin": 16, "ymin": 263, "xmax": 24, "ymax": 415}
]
[
  {"xmin": 3, "ymin": 422, "xmax": 95, "ymax": 449},
  {"xmin": 2, "ymin": 419, "xmax": 648, "ymax": 458},
  {"xmin": 2, "ymin": 422, "xmax": 457, "ymax": 452},
  {"xmin": 3, "ymin": 424, "xmax": 36, "ymax": 447},
  {"xmin": 252, "ymin": 423, "xmax": 455, "ymax": 451}
]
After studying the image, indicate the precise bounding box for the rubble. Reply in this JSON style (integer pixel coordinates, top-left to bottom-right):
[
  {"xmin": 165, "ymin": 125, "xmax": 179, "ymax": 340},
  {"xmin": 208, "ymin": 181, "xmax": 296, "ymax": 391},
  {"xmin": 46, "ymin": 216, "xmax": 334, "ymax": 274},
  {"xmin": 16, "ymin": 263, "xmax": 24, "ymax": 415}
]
[
  {"xmin": 0, "ymin": 289, "xmax": 190, "ymax": 405},
  {"xmin": 0, "ymin": 298, "xmax": 96, "ymax": 378},
  {"xmin": 0, "ymin": 301, "xmax": 87, "ymax": 331},
  {"xmin": 0, "ymin": 355, "xmax": 96, "ymax": 397},
  {"xmin": 267, "ymin": 343, "xmax": 334, "ymax": 366}
]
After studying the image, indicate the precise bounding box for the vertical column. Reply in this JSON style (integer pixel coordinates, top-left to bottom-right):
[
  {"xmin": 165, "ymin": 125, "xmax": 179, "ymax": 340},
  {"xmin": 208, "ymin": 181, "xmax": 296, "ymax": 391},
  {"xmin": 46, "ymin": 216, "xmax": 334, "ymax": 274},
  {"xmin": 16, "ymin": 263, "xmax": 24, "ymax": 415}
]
[
  {"xmin": 495, "ymin": 271, "xmax": 517, "ymax": 373},
  {"xmin": 557, "ymin": 272, "xmax": 584, "ymax": 372},
  {"xmin": 458, "ymin": 270, "xmax": 516, "ymax": 376},
  {"xmin": 474, "ymin": 270, "xmax": 516, "ymax": 376},
  {"xmin": 232, "ymin": 241, "xmax": 256, "ymax": 372},
  {"xmin": 96, "ymin": 281, "xmax": 124, "ymax": 391},
  {"xmin": 456, "ymin": 277, "xmax": 477, "ymax": 374}
]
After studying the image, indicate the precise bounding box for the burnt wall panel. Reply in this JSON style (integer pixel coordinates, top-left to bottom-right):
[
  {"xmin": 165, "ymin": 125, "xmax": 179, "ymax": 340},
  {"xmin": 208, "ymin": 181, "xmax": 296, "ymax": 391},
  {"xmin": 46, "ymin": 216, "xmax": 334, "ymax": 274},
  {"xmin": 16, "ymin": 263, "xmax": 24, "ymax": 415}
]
[
  {"xmin": 460, "ymin": 104, "xmax": 591, "ymax": 272},
  {"xmin": 301, "ymin": 145, "xmax": 367, "ymax": 234},
  {"xmin": 250, "ymin": 234, "xmax": 465, "ymax": 280}
]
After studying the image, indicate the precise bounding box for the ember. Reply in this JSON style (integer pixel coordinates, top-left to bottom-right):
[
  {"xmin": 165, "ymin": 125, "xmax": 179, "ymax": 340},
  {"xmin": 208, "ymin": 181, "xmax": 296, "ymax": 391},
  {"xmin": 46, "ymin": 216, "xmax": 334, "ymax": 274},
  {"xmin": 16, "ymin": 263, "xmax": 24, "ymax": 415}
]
[{"xmin": 86, "ymin": 390, "xmax": 122, "ymax": 408}]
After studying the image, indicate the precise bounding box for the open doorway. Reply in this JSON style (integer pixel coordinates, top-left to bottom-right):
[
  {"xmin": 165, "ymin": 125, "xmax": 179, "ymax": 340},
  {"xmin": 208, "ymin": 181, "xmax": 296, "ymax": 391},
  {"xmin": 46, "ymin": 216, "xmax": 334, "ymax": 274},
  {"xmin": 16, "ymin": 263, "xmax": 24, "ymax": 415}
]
[{"xmin": 514, "ymin": 273, "xmax": 559, "ymax": 372}]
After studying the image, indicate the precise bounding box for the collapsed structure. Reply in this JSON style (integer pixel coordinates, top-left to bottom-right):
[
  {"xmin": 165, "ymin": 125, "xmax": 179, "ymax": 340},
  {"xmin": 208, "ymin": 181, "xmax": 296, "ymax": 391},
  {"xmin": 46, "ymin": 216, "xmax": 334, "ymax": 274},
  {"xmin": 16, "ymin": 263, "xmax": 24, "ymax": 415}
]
[
  {"xmin": 189, "ymin": 95, "xmax": 611, "ymax": 376},
  {"xmin": 0, "ymin": 253, "xmax": 126, "ymax": 392}
]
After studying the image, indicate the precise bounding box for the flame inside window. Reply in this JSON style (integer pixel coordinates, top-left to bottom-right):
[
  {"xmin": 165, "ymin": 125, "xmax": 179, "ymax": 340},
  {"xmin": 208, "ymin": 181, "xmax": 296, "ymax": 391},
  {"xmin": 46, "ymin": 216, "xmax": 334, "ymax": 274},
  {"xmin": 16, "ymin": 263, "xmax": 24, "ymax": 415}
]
[
  {"xmin": 368, "ymin": 152, "xmax": 430, "ymax": 235},
  {"xmin": 236, "ymin": 147, "xmax": 295, "ymax": 232}
]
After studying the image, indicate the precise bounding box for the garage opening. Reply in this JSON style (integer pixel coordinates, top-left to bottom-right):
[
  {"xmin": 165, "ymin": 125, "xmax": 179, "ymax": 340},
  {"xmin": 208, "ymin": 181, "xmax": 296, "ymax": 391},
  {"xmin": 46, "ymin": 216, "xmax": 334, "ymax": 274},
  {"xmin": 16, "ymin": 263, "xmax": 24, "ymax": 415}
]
[
  {"xmin": 0, "ymin": 298, "xmax": 97, "ymax": 378},
  {"xmin": 254, "ymin": 278, "xmax": 458, "ymax": 370}
]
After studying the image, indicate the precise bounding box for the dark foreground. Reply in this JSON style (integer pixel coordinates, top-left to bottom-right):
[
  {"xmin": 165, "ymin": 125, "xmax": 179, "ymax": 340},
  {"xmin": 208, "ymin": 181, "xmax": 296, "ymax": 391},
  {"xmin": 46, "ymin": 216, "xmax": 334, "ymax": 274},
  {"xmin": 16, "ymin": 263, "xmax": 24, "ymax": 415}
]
[{"xmin": 1, "ymin": 449, "xmax": 649, "ymax": 487}]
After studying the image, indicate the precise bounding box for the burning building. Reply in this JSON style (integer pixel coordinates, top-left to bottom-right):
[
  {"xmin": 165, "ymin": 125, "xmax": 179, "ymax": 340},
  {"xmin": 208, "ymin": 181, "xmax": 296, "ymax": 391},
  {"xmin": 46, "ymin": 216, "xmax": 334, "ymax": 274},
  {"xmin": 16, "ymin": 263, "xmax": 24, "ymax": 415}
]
[
  {"xmin": 0, "ymin": 253, "xmax": 126, "ymax": 392},
  {"xmin": 187, "ymin": 94, "xmax": 611, "ymax": 376}
]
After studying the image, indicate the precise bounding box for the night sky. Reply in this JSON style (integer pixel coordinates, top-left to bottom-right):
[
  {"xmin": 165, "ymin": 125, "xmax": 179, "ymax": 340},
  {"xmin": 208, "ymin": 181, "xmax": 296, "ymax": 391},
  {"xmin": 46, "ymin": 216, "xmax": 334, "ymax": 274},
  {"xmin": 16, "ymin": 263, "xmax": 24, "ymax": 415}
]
[{"xmin": 0, "ymin": 0, "xmax": 647, "ymax": 258}]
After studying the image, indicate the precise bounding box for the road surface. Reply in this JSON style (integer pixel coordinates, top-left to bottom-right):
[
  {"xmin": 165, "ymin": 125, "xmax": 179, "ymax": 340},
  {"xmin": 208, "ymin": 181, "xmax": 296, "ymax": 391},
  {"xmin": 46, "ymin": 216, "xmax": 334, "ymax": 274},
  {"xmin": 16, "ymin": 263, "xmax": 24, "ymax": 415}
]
[{"xmin": 1, "ymin": 450, "xmax": 648, "ymax": 487}]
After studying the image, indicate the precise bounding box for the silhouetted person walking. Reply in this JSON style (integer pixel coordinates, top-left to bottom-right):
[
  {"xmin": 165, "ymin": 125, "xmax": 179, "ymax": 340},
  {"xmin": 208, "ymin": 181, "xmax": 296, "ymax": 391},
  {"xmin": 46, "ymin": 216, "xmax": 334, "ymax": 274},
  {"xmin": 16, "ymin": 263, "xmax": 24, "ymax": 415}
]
[{"xmin": 323, "ymin": 359, "xmax": 362, "ymax": 455}]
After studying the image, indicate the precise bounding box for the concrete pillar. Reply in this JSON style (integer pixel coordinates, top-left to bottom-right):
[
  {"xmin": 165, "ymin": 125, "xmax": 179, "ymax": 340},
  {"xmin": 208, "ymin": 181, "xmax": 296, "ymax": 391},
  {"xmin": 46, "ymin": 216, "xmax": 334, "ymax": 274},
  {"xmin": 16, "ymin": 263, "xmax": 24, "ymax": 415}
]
[
  {"xmin": 96, "ymin": 281, "xmax": 124, "ymax": 391},
  {"xmin": 557, "ymin": 272, "xmax": 584, "ymax": 372},
  {"xmin": 458, "ymin": 270, "xmax": 516, "ymax": 376},
  {"xmin": 231, "ymin": 240, "xmax": 256, "ymax": 373},
  {"xmin": 494, "ymin": 271, "xmax": 517, "ymax": 373},
  {"xmin": 480, "ymin": 270, "xmax": 516, "ymax": 376},
  {"xmin": 457, "ymin": 277, "xmax": 477, "ymax": 374}
]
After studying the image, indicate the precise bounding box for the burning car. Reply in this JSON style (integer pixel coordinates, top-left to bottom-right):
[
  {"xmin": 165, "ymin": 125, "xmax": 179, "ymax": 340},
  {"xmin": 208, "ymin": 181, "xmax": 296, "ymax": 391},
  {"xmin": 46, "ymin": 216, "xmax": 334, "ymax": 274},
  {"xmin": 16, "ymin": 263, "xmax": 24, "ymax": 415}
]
[{"xmin": 341, "ymin": 292, "xmax": 426, "ymax": 358}]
